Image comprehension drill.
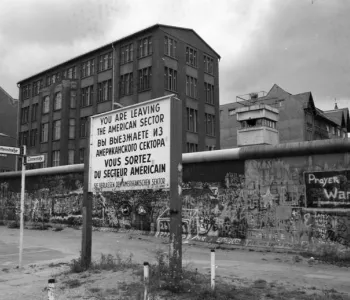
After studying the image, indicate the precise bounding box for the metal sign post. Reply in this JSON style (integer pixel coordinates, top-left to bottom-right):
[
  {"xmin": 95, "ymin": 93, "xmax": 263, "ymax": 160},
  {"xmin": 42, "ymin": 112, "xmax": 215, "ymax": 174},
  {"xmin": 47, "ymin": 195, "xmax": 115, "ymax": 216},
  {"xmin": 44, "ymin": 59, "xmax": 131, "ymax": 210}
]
[{"xmin": 168, "ymin": 98, "xmax": 182, "ymax": 282}]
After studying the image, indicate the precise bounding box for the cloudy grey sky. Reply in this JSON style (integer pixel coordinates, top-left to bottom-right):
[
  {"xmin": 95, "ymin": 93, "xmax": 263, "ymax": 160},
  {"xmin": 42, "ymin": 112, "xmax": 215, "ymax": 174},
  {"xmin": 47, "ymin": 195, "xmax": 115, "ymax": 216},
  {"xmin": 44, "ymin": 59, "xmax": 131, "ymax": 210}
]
[{"xmin": 0, "ymin": 0, "xmax": 349, "ymax": 111}]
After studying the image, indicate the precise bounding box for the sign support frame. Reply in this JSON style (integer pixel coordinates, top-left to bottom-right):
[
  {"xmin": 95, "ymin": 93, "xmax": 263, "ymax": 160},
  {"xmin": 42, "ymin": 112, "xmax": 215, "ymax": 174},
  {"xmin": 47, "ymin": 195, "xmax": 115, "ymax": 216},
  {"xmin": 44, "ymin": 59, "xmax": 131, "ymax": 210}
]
[
  {"xmin": 168, "ymin": 97, "xmax": 183, "ymax": 282},
  {"xmin": 81, "ymin": 118, "xmax": 93, "ymax": 268}
]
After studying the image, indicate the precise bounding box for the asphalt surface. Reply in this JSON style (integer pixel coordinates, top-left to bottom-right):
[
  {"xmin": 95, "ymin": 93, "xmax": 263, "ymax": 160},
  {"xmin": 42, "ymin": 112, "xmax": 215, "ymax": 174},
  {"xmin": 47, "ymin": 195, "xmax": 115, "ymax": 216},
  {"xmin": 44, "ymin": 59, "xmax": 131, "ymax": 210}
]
[{"xmin": 0, "ymin": 226, "xmax": 349, "ymax": 295}]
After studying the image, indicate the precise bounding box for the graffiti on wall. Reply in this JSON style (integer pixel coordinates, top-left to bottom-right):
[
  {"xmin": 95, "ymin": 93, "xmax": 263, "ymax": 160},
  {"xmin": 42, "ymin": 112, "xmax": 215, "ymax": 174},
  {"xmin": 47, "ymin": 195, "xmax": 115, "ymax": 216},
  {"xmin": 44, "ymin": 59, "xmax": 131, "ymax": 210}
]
[
  {"xmin": 304, "ymin": 170, "xmax": 350, "ymax": 208},
  {"xmin": 0, "ymin": 153, "xmax": 349, "ymax": 250}
]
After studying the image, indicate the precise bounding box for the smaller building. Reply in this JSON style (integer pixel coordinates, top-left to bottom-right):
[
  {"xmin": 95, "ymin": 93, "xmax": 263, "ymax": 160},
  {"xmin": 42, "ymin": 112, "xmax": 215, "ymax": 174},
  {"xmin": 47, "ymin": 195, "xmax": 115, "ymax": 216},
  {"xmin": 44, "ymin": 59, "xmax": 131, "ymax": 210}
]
[
  {"xmin": 236, "ymin": 104, "xmax": 279, "ymax": 147},
  {"xmin": 0, "ymin": 86, "xmax": 18, "ymax": 172},
  {"xmin": 220, "ymin": 84, "xmax": 350, "ymax": 149}
]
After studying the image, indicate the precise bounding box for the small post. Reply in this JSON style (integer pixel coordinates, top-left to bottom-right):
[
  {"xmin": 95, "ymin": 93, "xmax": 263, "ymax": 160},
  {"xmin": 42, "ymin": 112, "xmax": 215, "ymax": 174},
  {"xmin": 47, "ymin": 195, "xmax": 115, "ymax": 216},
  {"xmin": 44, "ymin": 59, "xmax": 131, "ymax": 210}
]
[
  {"xmin": 19, "ymin": 146, "xmax": 26, "ymax": 269},
  {"xmin": 143, "ymin": 262, "xmax": 149, "ymax": 300},
  {"xmin": 211, "ymin": 249, "xmax": 215, "ymax": 290},
  {"xmin": 48, "ymin": 278, "xmax": 55, "ymax": 300}
]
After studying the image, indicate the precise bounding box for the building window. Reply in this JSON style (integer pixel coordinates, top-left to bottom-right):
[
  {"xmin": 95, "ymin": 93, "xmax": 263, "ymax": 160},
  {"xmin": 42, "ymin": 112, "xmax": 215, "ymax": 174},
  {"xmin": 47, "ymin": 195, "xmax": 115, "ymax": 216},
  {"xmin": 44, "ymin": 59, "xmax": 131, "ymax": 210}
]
[
  {"xmin": 121, "ymin": 44, "xmax": 134, "ymax": 64},
  {"xmin": 29, "ymin": 129, "xmax": 37, "ymax": 147},
  {"xmin": 204, "ymin": 82, "xmax": 214, "ymax": 105},
  {"xmin": 98, "ymin": 79, "xmax": 112, "ymax": 103},
  {"xmin": 186, "ymin": 108, "xmax": 198, "ymax": 133},
  {"xmin": 69, "ymin": 119, "xmax": 76, "ymax": 139},
  {"xmin": 20, "ymin": 131, "xmax": 29, "ymax": 146},
  {"xmin": 52, "ymin": 150, "xmax": 60, "ymax": 167},
  {"xmin": 228, "ymin": 109, "xmax": 236, "ymax": 116},
  {"xmin": 186, "ymin": 46, "xmax": 197, "ymax": 67},
  {"xmin": 120, "ymin": 73, "xmax": 133, "ymax": 96},
  {"xmin": 42, "ymin": 96, "xmax": 50, "ymax": 114},
  {"xmin": 33, "ymin": 80, "xmax": 42, "ymax": 96},
  {"xmin": 79, "ymin": 148, "xmax": 85, "ymax": 163},
  {"xmin": 40, "ymin": 153, "xmax": 48, "ymax": 168},
  {"xmin": 41, "ymin": 123, "xmax": 49, "ymax": 143},
  {"xmin": 138, "ymin": 36, "xmax": 152, "ymax": 58},
  {"xmin": 138, "ymin": 67, "xmax": 152, "ymax": 92},
  {"xmin": 205, "ymin": 113, "xmax": 216, "ymax": 136},
  {"xmin": 332, "ymin": 126, "xmax": 336, "ymax": 135},
  {"xmin": 186, "ymin": 143, "xmax": 198, "ymax": 153},
  {"xmin": 206, "ymin": 145, "xmax": 216, "ymax": 151},
  {"xmin": 22, "ymin": 84, "xmax": 31, "ymax": 100},
  {"xmin": 326, "ymin": 125, "xmax": 330, "ymax": 133},
  {"xmin": 46, "ymin": 73, "xmax": 59, "ymax": 86},
  {"xmin": 53, "ymin": 120, "xmax": 61, "ymax": 140},
  {"xmin": 81, "ymin": 85, "xmax": 94, "ymax": 107},
  {"xmin": 68, "ymin": 150, "xmax": 75, "ymax": 165},
  {"xmin": 164, "ymin": 36, "xmax": 177, "ymax": 58},
  {"xmin": 204, "ymin": 54, "xmax": 214, "ymax": 74},
  {"xmin": 99, "ymin": 52, "xmax": 113, "ymax": 71},
  {"xmin": 70, "ymin": 91, "xmax": 76, "ymax": 108},
  {"xmin": 81, "ymin": 59, "xmax": 95, "ymax": 78},
  {"xmin": 54, "ymin": 92, "xmax": 62, "ymax": 110},
  {"xmin": 337, "ymin": 128, "xmax": 341, "ymax": 136},
  {"xmin": 31, "ymin": 103, "xmax": 38, "ymax": 121},
  {"xmin": 164, "ymin": 67, "xmax": 177, "ymax": 92},
  {"xmin": 64, "ymin": 66, "xmax": 77, "ymax": 79},
  {"xmin": 186, "ymin": 76, "xmax": 197, "ymax": 99},
  {"xmin": 20, "ymin": 107, "xmax": 29, "ymax": 124},
  {"xmin": 80, "ymin": 118, "xmax": 88, "ymax": 138}
]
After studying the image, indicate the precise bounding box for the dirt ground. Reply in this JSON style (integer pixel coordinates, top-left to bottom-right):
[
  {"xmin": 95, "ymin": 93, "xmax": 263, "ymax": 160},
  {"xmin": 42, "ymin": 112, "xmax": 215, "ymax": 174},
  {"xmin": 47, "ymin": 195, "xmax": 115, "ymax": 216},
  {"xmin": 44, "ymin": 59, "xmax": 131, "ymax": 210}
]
[{"xmin": 0, "ymin": 226, "xmax": 350, "ymax": 299}]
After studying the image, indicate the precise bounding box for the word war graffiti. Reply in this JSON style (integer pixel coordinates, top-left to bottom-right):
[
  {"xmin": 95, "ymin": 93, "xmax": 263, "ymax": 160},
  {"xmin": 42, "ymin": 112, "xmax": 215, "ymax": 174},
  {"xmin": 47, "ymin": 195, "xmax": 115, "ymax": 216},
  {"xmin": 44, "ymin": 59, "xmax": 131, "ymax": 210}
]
[{"xmin": 305, "ymin": 170, "xmax": 350, "ymax": 208}]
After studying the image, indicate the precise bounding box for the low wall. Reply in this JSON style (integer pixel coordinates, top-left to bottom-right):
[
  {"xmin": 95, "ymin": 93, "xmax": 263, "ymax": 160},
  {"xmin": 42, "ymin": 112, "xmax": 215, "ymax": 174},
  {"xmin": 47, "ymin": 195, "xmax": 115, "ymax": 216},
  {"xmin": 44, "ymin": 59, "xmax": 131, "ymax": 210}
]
[{"xmin": 1, "ymin": 139, "xmax": 350, "ymax": 253}]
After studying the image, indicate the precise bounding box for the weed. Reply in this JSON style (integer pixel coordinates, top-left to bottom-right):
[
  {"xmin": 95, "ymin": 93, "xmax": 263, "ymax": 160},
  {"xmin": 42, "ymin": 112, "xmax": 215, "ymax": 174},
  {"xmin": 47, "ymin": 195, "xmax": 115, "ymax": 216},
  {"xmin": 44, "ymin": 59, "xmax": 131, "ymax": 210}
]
[
  {"xmin": 63, "ymin": 279, "xmax": 82, "ymax": 289},
  {"xmin": 301, "ymin": 244, "xmax": 350, "ymax": 267},
  {"xmin": 69, "ymin": 256, "xmax": 88, "ymax": 273},
  {"xmin": 89, "ymin": 287, "xmax": 101, "ymax": 293}
]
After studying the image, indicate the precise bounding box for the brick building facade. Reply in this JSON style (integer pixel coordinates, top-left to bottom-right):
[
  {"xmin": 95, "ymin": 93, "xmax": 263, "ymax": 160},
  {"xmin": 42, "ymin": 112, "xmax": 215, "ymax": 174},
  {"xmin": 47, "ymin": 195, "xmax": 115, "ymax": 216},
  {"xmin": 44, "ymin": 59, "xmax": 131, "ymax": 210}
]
[{"xmin": 17, "ymin": 24, "xmax": 220, "ymax": 169}]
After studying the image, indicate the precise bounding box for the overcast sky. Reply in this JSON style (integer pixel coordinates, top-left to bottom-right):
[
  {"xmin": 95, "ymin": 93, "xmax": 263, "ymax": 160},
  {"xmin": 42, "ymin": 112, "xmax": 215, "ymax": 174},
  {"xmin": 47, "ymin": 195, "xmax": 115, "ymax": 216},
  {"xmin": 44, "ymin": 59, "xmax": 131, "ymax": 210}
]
[{"xmin": 0, "ymin": 0, "xmax": 349, "ymax": 111}]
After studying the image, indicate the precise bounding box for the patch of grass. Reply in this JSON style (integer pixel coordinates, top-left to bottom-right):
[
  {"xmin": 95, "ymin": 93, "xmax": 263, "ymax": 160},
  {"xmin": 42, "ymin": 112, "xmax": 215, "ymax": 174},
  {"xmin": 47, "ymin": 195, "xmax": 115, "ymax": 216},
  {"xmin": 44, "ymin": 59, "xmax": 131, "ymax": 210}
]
[
  {"xmin": 48, "ymin": 262, "xmax": 68, "ymax": 268},
  {"xmin": 7, "ymin": 221, "xmax": 19, "ymax": 229},
  {"xmin": 301, "ymin": 244, "xmax": 350, "ymax": 267},
  {"xmin": 88, "ymin": 287, "xmax": 102, "ymax": 293},
  {"xmin": 63, "ymin": 279, "xmax": 82, "ymax": 289},
  {"xmin": 68, "ymin": 252, "xmax": 138, "ymax": 275}
]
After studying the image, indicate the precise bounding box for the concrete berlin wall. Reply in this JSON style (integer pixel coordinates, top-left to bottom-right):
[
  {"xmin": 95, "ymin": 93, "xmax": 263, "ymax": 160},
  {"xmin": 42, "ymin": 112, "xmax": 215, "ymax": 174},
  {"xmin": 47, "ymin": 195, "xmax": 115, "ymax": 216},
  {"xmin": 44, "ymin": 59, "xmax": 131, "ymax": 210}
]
[{"xmin": 0, "ymin": 139, "xmax": 350, "ymax": 253}]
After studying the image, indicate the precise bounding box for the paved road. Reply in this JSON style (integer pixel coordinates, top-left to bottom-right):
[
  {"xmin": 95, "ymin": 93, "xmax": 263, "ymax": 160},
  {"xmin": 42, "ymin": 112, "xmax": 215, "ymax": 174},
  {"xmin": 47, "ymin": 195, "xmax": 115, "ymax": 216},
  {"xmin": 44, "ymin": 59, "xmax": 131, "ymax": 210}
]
[{"xmin": 0, "ymin": 226, "xmax": 349, "ymax": 295}]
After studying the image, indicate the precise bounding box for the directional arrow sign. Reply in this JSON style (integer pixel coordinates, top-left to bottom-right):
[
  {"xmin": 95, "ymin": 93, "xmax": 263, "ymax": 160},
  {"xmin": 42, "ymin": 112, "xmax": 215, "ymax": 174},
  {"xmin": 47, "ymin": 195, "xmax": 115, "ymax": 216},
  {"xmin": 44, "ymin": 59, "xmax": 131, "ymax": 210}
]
[
  {"xmin": 26, "ymin": 155, "xmax": 45, "ymax": 164},
  {"xmin": 0, "ymin": 146, "xmax": 20, "ymax": 155}
]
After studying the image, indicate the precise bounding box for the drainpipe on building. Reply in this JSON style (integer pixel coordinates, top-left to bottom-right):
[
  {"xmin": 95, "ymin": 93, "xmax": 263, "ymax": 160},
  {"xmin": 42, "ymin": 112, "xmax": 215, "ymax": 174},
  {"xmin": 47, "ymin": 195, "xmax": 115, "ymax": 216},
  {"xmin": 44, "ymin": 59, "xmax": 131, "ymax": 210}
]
[{"xmin": 111, "ymin": 43, "xmax": 115, "ymax": 107}]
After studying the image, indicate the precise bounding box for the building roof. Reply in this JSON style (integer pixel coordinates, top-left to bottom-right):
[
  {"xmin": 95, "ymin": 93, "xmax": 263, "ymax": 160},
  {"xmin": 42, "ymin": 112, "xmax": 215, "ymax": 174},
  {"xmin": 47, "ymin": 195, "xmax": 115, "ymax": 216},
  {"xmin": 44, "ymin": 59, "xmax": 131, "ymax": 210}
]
[
  {"xmin": 0, "ymin": 86, "xmax": 18, "ymax": 106},
  {"xmin": 17, "ymin": 23, "xmax": 220, "ymax": 85},
  {"xmin": 221, "ymin": 84, "xmax": 350, "ymax": 132},
  {"xmin": 324, "ymin": 108, "xmax": 350, "ymax": 131}
]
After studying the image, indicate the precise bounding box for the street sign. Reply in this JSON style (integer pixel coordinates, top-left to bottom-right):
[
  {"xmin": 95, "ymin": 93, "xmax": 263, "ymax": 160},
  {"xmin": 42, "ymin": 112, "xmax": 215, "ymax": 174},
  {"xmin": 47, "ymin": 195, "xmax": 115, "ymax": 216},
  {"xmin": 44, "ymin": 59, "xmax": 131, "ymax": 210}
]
[
  {"xmin": 0, "ymin": 146, "xmax": 20, "ymax": 155},
  {"xmin": 26, "ymin": 155, "xmax": 45, "ymax": 164}
]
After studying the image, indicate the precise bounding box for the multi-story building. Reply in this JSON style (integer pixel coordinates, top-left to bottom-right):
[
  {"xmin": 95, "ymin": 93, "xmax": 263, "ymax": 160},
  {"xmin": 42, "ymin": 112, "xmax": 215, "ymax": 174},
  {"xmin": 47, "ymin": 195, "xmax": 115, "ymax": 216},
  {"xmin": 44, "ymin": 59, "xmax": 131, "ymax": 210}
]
[
  {"xmin": 17, "ymin": 24, "xmax": 220, "ymax": 169},
  {"xmin": 0, "ymin": 86, "xmax": 18, "ymax": 172},
  {"xmin": 220, "ymin": 84, "xmax": 350, "ymax": 149}
]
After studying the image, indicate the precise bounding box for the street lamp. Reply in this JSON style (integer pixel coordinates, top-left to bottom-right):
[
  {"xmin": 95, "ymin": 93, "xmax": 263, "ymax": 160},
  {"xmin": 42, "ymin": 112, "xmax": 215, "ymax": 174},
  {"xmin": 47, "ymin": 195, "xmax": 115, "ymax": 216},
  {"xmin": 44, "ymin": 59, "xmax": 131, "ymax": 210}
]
[{"xmin": 0, "ymin": 132, "xmax": 26, "ymax": 269}]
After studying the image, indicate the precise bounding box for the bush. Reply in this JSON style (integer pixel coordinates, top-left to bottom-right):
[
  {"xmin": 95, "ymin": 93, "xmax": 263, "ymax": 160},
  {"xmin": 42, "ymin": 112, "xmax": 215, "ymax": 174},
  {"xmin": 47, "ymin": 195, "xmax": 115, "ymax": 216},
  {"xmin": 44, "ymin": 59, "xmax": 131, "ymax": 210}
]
[{"xmin": 7, "ymin": 221, "xmax": 19, "ymax": 229}]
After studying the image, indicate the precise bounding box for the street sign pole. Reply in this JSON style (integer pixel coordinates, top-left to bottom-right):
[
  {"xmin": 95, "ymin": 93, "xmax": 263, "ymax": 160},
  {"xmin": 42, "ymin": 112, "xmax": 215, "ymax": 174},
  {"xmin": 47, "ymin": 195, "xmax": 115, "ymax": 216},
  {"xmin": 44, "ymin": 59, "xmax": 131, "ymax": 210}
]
[{"xmin": 19, "ymin": 145, "xmax": 26, "ymax": 269}]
